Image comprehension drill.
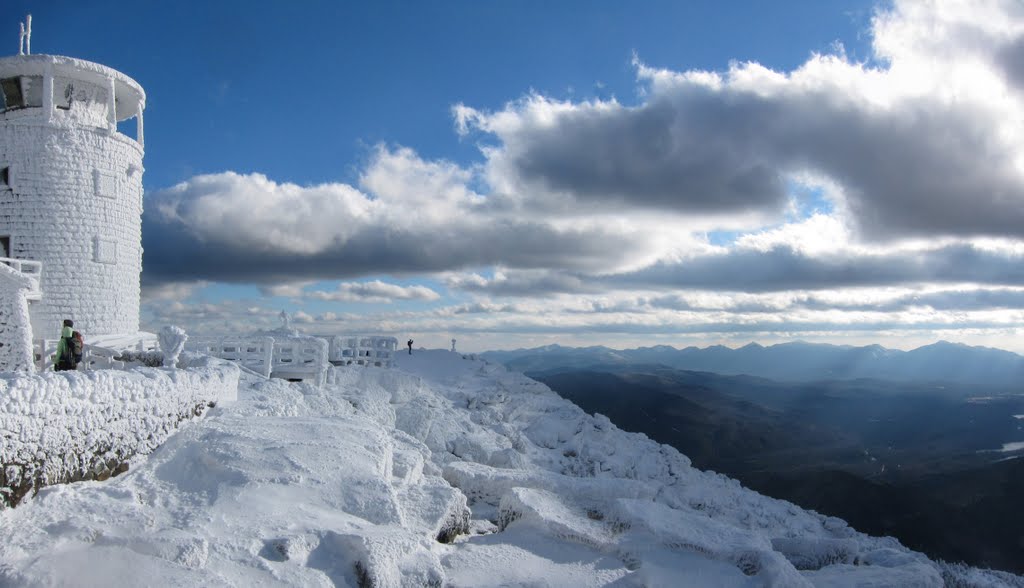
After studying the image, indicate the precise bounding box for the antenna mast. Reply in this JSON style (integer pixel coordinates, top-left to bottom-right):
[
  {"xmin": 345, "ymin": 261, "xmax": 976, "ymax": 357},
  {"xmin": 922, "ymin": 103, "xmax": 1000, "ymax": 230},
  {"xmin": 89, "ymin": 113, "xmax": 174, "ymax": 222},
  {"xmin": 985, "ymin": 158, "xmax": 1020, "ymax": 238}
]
[{"xmin": 18, "ymin": 15, "xmax": 31, "ymax": 55}]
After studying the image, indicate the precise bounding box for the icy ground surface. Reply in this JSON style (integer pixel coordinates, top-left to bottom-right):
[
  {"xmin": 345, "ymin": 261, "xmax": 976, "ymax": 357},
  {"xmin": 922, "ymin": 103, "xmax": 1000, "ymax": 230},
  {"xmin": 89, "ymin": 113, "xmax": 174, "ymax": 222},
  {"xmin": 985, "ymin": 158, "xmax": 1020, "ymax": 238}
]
[{"xmin": 0, "ymin": 350, "xmax": 1020, "ymax": 587}]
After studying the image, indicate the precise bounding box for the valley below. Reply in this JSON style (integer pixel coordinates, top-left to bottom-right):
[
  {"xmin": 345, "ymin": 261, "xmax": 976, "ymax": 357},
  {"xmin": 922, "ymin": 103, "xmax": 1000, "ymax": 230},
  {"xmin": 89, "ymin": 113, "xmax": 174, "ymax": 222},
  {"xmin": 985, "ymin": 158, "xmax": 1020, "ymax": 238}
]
[{"xmin": 528, "ymin": 365, "xmax": 1024, "ymax": 574}]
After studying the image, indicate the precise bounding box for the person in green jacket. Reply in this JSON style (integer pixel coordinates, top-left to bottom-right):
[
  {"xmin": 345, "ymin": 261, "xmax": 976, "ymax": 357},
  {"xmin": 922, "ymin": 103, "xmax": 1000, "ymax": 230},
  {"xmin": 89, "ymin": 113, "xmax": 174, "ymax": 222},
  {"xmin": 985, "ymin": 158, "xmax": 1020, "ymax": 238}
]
[{"xmin": 54, "ymin": 319, "xmax": 77, "ymax": 371}]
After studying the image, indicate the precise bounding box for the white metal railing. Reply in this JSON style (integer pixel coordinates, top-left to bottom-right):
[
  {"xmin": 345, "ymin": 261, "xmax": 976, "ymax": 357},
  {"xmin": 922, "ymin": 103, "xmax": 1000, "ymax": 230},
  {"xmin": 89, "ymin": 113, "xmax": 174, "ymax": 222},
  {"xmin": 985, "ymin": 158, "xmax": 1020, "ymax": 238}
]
[
  {"xmin": 185, "ymin": 336, "xmax": 274, "ymax": 378},
  {"xmin": 34, "ymin": 340, "xmax": 127, "ymax": 371},
  {"xmin": 272, "ymin": 337, "xmax": 328, "ymax": 387},
  {"xmin": 33, "ymin": 338, "xmax": 55, "ymax": 371},
  {"xmin": 181, "ymin": 334, "xmax": 392, "ymax": 385},
  {"xmin": 137, "ymin": 337, "xmax": 160, "ymax": 352},
  {"xmin": 326, "ymin": 335, "xmax": 398, "ymax": 368},
  {"xmin": 79, "ymin": 344, "xmax": 126, "ymax": 370},
  {"xmin": 0, "ymin": 257, "xmax": 42, "ymax": 299},
  {"xmin": 183, "ymin": 335, "xmax": 328, "ymax": 386}
]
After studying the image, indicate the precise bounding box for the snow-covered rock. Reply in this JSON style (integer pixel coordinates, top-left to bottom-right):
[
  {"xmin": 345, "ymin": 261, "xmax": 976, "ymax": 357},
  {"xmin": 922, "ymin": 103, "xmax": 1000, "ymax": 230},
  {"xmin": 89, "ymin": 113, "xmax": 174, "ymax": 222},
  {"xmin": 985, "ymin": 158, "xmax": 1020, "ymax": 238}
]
[{"xmin": 0, "ymin": 350, "xmax": 1019, "ymax": 587}]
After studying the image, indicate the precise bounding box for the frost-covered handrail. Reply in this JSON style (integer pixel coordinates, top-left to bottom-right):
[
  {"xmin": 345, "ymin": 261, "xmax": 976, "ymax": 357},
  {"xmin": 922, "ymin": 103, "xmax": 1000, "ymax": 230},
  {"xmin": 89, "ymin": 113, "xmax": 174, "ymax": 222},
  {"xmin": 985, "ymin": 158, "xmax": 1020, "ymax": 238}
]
[
  {"xmin": 0, "ymin": 257, "xmax": 41, "ymax": 298},
  {"xmin": 182, "ymin": 335, "xmax": 329, "ymax": 386},
  {"xmin": 32, "ymin": 338, "xmax": 55, "ymax": 371},
  {"xmin": 185, "ymin": 336, "xmax": 274, "ymax": 379},
  {"xmin": 272, "ymin": 337, "xmax": 328, "ymax": 387},
  {"xmin": 78, "ymin": 344, "xmax": 126, "ymax": 371},
  {"xmin": 33, "ymin": 341, "xmax": 128, "ymax": 372},
  {"xmin": 325, "ymin": 335, "xmax": 398, "ymax": 368}
]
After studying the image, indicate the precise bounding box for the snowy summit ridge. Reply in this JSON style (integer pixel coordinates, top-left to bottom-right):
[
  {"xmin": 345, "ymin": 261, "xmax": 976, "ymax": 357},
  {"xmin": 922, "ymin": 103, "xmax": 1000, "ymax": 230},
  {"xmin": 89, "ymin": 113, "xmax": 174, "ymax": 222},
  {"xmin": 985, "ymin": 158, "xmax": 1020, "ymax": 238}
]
[{"xmin": 0, "ymin": 350, "xmax": 1017, "ymax": 586}]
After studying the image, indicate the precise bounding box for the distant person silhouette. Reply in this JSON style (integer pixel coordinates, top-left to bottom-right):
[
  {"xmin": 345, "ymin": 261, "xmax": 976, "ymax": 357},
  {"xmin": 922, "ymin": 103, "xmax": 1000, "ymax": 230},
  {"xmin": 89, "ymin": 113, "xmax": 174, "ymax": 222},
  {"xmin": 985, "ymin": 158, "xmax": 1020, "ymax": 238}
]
[{"xmin": 407, "ymin": 339, "xmax": 413, "ymax": 355}]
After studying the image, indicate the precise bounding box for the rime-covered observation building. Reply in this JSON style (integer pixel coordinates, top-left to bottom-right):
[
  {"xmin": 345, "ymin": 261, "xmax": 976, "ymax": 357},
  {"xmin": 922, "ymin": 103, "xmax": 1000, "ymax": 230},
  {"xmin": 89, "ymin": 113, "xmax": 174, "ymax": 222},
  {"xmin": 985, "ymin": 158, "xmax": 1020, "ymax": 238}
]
[
  {"xmin": 0, "ymin": 28, "xmax": 146, "ymax": 342},
  {"xmin": 0, "ymin": 21, "xmax": 389, "ymax": 381}
]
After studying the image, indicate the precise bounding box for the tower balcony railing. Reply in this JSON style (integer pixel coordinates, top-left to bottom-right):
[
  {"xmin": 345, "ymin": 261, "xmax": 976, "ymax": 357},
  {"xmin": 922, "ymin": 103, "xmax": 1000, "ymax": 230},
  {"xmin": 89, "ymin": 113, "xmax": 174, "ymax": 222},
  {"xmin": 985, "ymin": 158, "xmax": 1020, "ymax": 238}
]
[{"xmin": 0, "ymin": 256, "xmax": 41, "ymax": 300}]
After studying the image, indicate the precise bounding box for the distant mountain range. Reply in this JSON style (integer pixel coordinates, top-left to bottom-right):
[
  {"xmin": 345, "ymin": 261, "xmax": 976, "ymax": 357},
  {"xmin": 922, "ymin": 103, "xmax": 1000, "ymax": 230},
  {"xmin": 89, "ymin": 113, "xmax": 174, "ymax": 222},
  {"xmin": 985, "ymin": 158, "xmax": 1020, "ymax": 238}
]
[{"xmin": 481, "ymin": 341, "xmax": 1024, "ymax": 388}]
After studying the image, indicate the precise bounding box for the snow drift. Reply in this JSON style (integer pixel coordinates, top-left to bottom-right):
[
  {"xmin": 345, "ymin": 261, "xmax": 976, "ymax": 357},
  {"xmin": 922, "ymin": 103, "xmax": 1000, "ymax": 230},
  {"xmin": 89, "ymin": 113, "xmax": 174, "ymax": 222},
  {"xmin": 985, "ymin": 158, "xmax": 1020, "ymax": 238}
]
[{"xmin": 0, "ymin": 350, "xmax": 1019, "ymax": 587}]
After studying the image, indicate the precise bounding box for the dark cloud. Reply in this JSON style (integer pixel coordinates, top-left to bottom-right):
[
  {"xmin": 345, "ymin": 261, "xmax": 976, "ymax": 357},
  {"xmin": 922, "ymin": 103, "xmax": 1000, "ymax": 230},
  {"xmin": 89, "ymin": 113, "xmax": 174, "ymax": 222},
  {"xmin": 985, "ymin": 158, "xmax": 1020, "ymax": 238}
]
[
  {"xmin": 493, "ymin": 81, "xmax": 1024, "ymax": 239},
  {"xmin": 142, "ymin": 197, "xmax": 635, "ymax": 286},
  {"xmin": 442, "ymin": 243, "xmax": 1024, "ymax": 299},
  {"xmin": 509, "ymin": 98, "xmax": 788, "ymax": 214},
  {"xmin": 439, "ymin": 244, "xmax": 1024, "ymax": 297},
  {"xmin": 998, "ymin": 34, "xmax": 1024, "ymax": 91},
  {"xmin": 607, "ymin": 243, "xmax": 1024, "ymax": 292},
  {"xmin": 647, "ymin": 295, "xmax": 785, "ymax": 313}
]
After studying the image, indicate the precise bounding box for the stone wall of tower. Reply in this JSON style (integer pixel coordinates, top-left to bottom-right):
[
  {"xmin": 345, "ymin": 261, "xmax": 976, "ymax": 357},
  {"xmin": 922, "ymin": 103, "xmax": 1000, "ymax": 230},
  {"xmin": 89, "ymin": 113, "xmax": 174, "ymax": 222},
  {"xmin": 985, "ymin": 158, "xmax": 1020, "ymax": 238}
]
[{"xmin": 0, "ymin": 121, "xmax": 143, "ymax": 337}]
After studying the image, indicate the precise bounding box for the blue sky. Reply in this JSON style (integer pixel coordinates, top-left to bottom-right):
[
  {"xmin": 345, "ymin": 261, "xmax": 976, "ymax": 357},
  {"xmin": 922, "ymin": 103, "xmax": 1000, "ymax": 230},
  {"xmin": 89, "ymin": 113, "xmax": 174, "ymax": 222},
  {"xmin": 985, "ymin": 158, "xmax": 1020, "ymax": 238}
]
[
  {"xmin": 11, "ymin": 1, "xmax": 874, "ymax": 189},
  {"xmin": 10, "ymin": 1, "xmax": 1024, "ymax": 352}
]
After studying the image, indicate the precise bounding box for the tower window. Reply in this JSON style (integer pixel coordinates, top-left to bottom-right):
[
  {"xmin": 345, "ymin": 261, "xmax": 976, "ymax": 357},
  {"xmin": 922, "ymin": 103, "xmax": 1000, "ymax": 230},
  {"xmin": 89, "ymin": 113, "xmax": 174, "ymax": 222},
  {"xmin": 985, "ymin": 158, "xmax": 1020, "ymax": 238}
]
[
  {"xmin": 0, "ymin": 167, "xmax": 9, "ymax": 187},
  {"xmin": 0, "ymin": 78, "xmax": 24, "ymax": 110},
  {"xmin": 0, "ymin": 76, "xmax": 42, "ymax": 112},
  {"xmin": 57, "ymin": 82, "xmax": 73, "ymax": 110}
]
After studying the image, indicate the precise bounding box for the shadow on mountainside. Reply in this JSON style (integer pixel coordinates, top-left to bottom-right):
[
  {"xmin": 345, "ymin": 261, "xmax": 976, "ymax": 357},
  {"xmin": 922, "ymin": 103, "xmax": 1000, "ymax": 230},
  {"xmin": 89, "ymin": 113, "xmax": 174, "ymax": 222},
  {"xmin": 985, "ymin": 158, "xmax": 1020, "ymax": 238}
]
[{"xmin": 533, "ymin": 367, "xmax": 1024, "ymax": 575}]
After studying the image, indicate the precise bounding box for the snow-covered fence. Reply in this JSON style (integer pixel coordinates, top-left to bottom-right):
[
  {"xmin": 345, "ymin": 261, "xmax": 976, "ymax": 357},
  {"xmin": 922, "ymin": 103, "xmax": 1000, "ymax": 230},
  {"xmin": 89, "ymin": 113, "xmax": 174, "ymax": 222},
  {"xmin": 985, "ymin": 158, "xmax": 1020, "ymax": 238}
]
[
  {"xmin": 184, "ymin": 336, "xmax": 274, "ymax": 378},
  {"xmin": 328, "ymin": 335, "xmax": 398, "ymax": 368},
  {"xmin": 0, "ymin": 362, "xmax": 240, "ymax": 508},
  {"xmin": 0, "ymin": 257, "xmax": 42, "ymax": 300},
  {"xmin": 183, "ymin": 335, "xmax": 328, "ymax": 386},
  {"xmin": 78, "ymin": 344, "xmax": 126, "ymax": 370},
  {"xmin": 273, "ymin": 337, "xmax": 329, "ymax": 387},
  {"xmin": 33, "ymin": 336, "xmax": 159, "ymax": 372},
  {"xmin": 32, "ymin": 339, "xmax": 58, "ymax": 371},
  {"xmin": 33, "ymin": 342, "xmax": 130, "ymax": 371}
]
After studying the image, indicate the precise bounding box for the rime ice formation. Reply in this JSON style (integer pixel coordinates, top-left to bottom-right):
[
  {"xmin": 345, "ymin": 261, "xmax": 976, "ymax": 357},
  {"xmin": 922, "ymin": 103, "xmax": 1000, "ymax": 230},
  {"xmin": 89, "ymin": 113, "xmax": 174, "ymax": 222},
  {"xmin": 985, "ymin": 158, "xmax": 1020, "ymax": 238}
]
[
  {"xmin": 327, "ymin": 335, "xmax": 399, "ymax": 367},
  {"xmin": 0, "ymin": 351, "xmax": 1019, "ymax": 587},
  {"xmin": 0, "ymin": 356, "xmax": 239, "ymax": 508},
  {"xmin": 0, "ymin": 53, "xmax": 145, "ymax": 339},
  {"xmin": 158, "ymin": 325, "xmax": 188, "ymax": 368},
  {"xmin": 0, "ymin": 262, "xmax": 35, "ymax": 373}
]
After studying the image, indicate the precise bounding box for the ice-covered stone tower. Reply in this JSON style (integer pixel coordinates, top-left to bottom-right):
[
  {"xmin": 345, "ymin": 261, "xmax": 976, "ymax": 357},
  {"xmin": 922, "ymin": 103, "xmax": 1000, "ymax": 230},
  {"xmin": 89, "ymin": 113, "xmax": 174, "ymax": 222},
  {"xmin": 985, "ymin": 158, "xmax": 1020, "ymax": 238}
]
[{"xmin": 0, "ymin": 27, "xmax": 146, "ymax": 338}]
